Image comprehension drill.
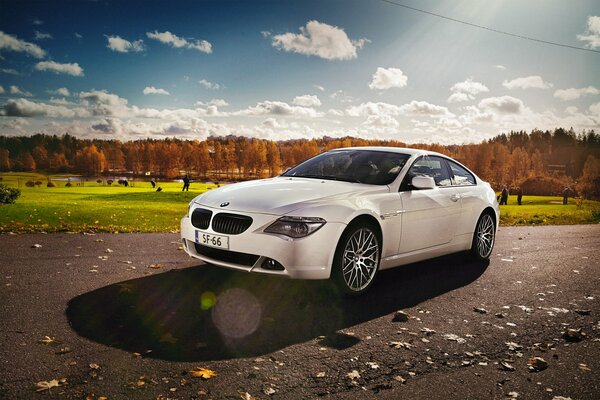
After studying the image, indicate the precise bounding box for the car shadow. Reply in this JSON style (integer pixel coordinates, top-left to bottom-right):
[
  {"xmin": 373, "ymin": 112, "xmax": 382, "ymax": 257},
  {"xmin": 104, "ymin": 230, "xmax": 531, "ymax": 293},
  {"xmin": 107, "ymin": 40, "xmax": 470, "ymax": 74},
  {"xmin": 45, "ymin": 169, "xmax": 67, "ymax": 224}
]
[{"xmin": 67, "ymin": 253, "xmax": 488, "ymax": 361}]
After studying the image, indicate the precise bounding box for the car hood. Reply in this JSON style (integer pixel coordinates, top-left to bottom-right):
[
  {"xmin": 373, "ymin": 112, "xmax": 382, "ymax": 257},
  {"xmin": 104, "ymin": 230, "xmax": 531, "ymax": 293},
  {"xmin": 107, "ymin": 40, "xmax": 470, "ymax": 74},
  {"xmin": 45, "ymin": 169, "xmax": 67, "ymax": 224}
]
[{"xmin": 194, "ymin": 177, "xmax": 387, "ymax": 215}]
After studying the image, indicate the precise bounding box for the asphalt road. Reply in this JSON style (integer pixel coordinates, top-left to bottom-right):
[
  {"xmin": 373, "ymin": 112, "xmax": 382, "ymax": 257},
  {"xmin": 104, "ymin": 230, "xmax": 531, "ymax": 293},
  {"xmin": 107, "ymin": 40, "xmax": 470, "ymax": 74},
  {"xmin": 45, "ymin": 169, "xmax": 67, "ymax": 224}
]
[{"xmin": 0, "ymin": 225, "xmax": 599, "ymax": 399}]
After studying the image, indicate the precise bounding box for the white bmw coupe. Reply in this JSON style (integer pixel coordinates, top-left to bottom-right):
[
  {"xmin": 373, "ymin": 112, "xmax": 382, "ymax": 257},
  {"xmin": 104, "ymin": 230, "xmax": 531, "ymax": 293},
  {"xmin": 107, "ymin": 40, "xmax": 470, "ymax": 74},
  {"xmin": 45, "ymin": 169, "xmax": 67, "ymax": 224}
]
[{"xmin": 181, "ymin": 147, "xmax": 499, "ymax": 295}]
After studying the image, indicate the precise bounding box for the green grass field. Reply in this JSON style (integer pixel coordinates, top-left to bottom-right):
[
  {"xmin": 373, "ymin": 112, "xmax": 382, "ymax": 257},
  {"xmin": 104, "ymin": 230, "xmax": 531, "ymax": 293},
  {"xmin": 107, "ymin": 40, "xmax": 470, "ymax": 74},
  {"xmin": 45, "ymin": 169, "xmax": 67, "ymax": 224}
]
[
  {"xmin": 1, "ymin": 173, "xmax": 598, "ymax": 233},
  {"xmin": 0, "ymin": 173, "xmax": 216, "ymax": 233},
  {"xmin": 497, "ymin": 195, "xmax": 600, "ymax": 226}
]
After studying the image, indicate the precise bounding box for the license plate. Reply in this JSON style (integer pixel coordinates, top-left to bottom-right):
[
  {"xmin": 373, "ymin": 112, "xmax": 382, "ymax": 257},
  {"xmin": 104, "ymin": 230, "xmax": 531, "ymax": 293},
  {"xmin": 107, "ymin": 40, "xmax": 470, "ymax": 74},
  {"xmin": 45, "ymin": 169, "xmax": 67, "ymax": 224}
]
[{"xmin": 195, "ymin": 231, "xmax": 229, "ymax": 250}]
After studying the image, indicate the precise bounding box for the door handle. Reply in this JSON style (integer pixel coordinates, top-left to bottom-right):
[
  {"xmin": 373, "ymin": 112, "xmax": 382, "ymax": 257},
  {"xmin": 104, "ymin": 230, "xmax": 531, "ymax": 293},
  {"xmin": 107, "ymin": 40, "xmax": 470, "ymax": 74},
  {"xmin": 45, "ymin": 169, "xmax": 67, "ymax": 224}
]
[{"xmin": 450, "ymin": 194, "xmax": 460, "ymax": 202}]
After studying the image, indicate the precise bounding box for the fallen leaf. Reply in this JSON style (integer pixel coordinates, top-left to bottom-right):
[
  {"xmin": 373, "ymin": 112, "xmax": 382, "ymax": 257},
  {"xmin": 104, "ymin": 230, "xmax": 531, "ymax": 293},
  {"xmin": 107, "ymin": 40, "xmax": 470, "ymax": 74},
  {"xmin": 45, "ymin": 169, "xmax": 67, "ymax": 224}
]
[
  {"xmin": 347, "ymin": 370, "xmax": 361, "ymax": 379},
  {"xmin": 38, "ymin": 336, "xmax": 56, "ymax": 345},
  {"xmin": 392, "ymin": 310, "xmax": 409, "ymax": 322},
  {"xmin": 35, "ymin": 378, "xmax": 66, "ymax": 392},
  {"xmin": 240, "ymin": 392, "xmax": 257, "ymax": 400},
  {"xmin": 443, "ymin": 333, "xmax": 466, "ymax": 344},
  {"xmin": 190, "ymin": 367, "xmax": 217, "ymax": 379},
  {"xmin": 473, "ymin": 307, "xmax": 488, "ymax": 314},
  {"xmin": 263, "ymin": 386, "xmax": 277, "ymax": 395},
  {"xmin": 105, "ymin": 248, "xmax": 113, "ymax": 253},
  {"xmin": 31, "ymin": 244, "xmax": 42, "ymax": 248},
  {"xmin": 500, "ymin": 362, "xmax": 515, "ymax": 371},
  {"xmin": 528, "ymin": 356, "xmax": 548, "ymax": 372},
  {"xmin": 315, "ymin": 372, "xmax": 326, "ymax": 378}
]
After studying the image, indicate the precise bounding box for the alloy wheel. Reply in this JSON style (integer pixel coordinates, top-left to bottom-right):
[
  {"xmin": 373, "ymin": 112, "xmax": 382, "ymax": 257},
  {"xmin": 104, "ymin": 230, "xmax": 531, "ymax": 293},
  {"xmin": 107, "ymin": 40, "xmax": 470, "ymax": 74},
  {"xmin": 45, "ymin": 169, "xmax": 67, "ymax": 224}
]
[{"xmin": 341, "ymin": 227, "xmax": 380, "ymax": 292}]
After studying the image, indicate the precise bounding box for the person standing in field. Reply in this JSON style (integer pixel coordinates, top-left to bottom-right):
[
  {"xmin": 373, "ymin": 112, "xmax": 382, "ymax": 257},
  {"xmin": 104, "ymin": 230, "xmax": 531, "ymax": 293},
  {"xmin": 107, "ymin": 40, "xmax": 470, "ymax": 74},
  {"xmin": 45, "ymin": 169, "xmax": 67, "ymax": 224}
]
[
  {"xmin": 500, "ymin": 186, "xmax": 509, "ymax": 205},
  {"xmin": 563, "ymin": 187, "xmax": 570, "ymax": 205},
  {"xmin": 517, "ymin": 187, "xmax": 523, "ymax": 205},
  {"xmin": 150, "ymin": 179, "xmax": 156, "ymax": 189},
  {"xmin": 182, "ymin": 174, "xmax": 190, "ymax": 191}
]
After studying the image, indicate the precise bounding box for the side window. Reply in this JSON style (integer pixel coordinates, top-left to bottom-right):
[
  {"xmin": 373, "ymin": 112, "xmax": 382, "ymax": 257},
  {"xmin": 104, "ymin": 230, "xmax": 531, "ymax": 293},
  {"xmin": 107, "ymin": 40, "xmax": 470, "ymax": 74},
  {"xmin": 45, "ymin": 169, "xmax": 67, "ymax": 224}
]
[
  {"xmin": 400, "ymin": 156, "xmax": 452, "ymax": 190},
  {"xmin": 448, "ymin": 160, "xmax": 476, "ymax": 186}
]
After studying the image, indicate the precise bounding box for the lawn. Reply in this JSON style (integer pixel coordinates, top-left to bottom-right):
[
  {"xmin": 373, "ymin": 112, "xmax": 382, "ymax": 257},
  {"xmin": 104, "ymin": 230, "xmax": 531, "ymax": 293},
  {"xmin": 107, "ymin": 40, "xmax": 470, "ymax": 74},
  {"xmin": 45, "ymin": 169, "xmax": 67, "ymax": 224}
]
[
  {"xmin": 0, "ymin": 173, "xmax": 216, "ymax": 233},
  {"xmin": 1, "ymin": 173, "xmax": 599, "ymax": 233},
  {"xmin": 497, "ymin": 195, "xmax": 600, "ymax": 226}
]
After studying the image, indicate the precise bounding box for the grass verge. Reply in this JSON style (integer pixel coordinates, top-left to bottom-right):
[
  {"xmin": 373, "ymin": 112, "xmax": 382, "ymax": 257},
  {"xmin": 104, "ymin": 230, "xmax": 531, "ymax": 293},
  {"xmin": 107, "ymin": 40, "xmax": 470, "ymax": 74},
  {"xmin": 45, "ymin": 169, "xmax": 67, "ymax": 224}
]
[{"xmin": 1, "ymin": 174, "xmax": 599, "ymax": 233}]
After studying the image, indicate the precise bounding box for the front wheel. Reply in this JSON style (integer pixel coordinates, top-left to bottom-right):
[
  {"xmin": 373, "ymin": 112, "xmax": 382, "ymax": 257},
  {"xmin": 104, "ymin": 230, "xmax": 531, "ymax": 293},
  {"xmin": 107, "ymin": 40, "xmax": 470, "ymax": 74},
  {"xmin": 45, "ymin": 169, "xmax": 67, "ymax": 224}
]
[
  {"xmin": 332, "ymin": 223, "xmax": 381, "ymax": 295},
  {"xmin": 471, "ymin": 213, "xmax": 495, "ymax": 261}
]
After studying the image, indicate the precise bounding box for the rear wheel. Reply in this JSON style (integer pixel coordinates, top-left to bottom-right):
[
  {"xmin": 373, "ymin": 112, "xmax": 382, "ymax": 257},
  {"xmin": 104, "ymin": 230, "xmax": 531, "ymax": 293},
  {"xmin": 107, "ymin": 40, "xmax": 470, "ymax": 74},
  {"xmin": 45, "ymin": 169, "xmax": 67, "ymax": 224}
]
[
  {"xmin": 471, "ymin": 212, "xmax": 495, "ymax": 260},
  {"xmin": 332, "ymin": 223, "xmax": 381, "ymax": 295}
]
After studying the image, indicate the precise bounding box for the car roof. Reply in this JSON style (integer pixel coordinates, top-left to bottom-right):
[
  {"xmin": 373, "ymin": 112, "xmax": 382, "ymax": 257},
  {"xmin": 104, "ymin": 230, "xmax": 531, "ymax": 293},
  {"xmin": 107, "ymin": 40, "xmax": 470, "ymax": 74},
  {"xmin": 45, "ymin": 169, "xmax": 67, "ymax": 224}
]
[{"xmin": 327, "ymin": 146, "xmax": 447, "ymax": 158}]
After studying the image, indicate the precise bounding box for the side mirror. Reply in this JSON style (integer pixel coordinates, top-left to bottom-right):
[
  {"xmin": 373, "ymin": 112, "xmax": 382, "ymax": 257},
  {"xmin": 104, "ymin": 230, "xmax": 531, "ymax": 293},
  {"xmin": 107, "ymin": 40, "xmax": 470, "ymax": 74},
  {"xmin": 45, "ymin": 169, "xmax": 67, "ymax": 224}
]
[{"xmin": 412, "ymin": 175, "xmax": 435, "ymax": 189}]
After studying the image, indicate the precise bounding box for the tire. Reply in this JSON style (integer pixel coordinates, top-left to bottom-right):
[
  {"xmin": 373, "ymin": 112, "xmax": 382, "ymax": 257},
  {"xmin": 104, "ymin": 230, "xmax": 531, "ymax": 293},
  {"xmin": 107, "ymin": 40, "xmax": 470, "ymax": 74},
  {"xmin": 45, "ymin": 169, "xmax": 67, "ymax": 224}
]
[
  {"xmin": 332, "ymin": 223, "xmax": 381, "ymax": 295},
  {"xmin": 471, "ymin": 212, "xmax": 495, "ymax": 261}
]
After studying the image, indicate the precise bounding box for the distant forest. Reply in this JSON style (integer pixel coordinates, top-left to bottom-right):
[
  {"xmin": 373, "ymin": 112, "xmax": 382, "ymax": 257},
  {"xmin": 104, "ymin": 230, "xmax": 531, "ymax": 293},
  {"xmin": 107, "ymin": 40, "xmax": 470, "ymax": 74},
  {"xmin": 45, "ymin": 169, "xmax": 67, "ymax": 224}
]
[{"xmin": 1, "ymin": 127, "xmax": 599, "ymax": 198}]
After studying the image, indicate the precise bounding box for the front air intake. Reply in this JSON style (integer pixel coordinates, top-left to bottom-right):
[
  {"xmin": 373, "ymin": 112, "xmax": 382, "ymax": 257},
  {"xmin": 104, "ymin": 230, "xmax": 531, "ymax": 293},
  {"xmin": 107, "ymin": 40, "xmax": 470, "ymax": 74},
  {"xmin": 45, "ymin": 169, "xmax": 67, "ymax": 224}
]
[
  {"xmin": 212, "ymin": 213, "xmax": 253, "ymax": 235},
  {"xmin": 191, "ymin": 208, "xmax": 212, "ymax": 229}
]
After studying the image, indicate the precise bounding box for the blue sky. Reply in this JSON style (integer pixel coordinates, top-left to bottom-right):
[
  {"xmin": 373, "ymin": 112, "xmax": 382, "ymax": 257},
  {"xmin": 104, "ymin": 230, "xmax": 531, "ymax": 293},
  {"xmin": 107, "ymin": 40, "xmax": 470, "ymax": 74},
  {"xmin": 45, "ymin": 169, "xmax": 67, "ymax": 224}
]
[{"xmin": 0, "ymin": 0, "xmax": 599, "ymax": 144}]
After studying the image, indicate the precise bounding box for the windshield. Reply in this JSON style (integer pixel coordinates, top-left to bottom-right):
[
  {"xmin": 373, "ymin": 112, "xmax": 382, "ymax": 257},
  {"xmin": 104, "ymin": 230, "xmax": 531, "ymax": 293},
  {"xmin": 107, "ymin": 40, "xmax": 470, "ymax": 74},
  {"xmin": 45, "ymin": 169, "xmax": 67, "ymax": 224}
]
[{"xmin": 282, "ymin": 149, "xmax": 411, "ymax": 185}]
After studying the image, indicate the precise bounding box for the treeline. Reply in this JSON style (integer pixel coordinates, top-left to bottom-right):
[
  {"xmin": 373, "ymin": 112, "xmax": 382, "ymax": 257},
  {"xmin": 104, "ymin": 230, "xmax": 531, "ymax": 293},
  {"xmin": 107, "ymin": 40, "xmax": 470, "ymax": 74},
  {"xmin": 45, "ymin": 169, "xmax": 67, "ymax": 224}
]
[{"xmin": 0, "ymin": 127, "xmax": 599, "ymax": 197}]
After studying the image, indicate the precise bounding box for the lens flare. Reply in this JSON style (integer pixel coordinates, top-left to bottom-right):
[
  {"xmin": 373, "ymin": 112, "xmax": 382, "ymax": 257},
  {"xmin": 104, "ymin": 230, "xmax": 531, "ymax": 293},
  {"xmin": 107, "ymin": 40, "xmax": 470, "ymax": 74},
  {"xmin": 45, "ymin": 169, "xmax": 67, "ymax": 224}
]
[
  {"xmin": 200, "ymin": 291, "xmax": 217, "ymax": 310},
  {"xmin": 211, "ymin": 288, "xmax": 262, "ymax": 339}
]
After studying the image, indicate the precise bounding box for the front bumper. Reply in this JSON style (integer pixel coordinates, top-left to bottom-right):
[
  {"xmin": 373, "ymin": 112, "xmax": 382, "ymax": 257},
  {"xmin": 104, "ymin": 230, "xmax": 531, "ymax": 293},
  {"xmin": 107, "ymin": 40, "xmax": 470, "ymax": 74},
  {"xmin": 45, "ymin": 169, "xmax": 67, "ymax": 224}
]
[{"xmin": 180, "ymin": 206, "xmax": 347, "ymax": 280}]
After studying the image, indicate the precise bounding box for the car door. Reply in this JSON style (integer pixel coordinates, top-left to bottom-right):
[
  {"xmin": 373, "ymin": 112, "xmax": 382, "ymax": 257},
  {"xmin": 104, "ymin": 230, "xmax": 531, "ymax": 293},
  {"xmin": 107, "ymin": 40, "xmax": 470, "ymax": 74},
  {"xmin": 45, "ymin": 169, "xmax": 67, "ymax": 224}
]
[
  {"xmin": 398, "ymin": 156, "xmax": 462, "ymax": 254},
  {"xmin": 446, "ymin": 159, "xmax": 479, "ymax": 236}
]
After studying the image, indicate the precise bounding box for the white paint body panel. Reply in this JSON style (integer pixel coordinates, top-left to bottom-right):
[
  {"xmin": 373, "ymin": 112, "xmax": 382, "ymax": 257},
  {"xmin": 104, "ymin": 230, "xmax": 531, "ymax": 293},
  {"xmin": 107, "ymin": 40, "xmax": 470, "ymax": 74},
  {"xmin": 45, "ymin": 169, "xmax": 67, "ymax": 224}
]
[{"xmin": 180, "ymin": 147, "xmax": 499, "ymax": 280}]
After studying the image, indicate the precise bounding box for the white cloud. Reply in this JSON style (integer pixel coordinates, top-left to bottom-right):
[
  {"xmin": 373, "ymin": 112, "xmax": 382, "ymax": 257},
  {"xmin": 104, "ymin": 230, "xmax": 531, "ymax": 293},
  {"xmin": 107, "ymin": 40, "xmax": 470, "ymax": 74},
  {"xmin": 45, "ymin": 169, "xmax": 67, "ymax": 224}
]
[
  {"xmin": 49, "ymin": 97, "xmax": 72, "ymax": 106},
  {"xmin": 590, "ymin": 102, "xmax": 600, "ymax": 117},
  {"xmin": 9, "ymin": 85, "xmax": 32, "ymax": 96},
  {"xmin": 34, "ymin": 31, "xmax": 52, "ymax": 40},
  {"xmin": 32, "ymin": 19, "xmax": 43, "ymax": 26},
  {"xmin": 363, "ymin": 114, "xmax": 399, "ymax": 128},
  {"xmin": 478, "ymin": 96, "xmax": 525, "ymax": 114},
  {"xmin": 74, "ymin": 33, "xmax": 83, "ymax": 39},
  {"xmin": 35, "ymin": 61, "xmax": 84, "ymax": 76},
  {"xmin": 146, "ymin": 30, "xmax": 212, "ymax": 53},
  {"xmin": 0, "ymin": 31, "xmax": 46, "ymax": 58},
  {"xmin": 502, "ymin": 75, "xmax": 553, "ymax": 90},
  {"xmin": 143, "ymin": 86, "xmax": 170, "ymax": 95},
  {"xmin": 197, "ymin": 99, "xmax": 229, "ymax": 107},
  {"xmin": 198, "ymin": 79, "xmax": 222, "ymax": 90},
  {"xmin": 553, "ymin": 86, "xmax": 599, "ymax": 101},
  {"xmin": 447, "ymin": 78, "xmax": 489, "ymax": 103},
  {"xmin": 330, "ymin": 90, "xmax": 355, "ymax": 104},
  {"xmin": 369, "ymin": 67, "xmax": 408, "ymax": 90},
  {"xmin": 271, "ymin": 20, "xmax": 368, "ymax": 60},
  {"xmin": 1, "ymin": 68, "xmax": 18, "ymax": 75},
  {"xmin": 0, "ymin": 85, "xmax": 4, "ymax": 94},
  {"xmin": 0, "ymin": 98, "xmax": 79, "ymax": 118},
  {"xmin": 399, "ymin": 100, "xmax": 452, "ymax": 117},
  {"xmin": 292, "ymin": 94, "xmax": 321, "ymax": 107},
  {"xmin": 49, "ymin": 87, "xmax": 70, "ymax": 96},
  {"xmin": 314, "ymin": 85, "xmax": 325, "ymax": 92},
  {"xmin": 237, "ymin": 100, "xmax": 322, "ymax": 118},
  {"xmin": 1, "ymin": 118, "xmax": 30, "ymax": 132},
  {"xmin": 577, "ymin": 16, "xmax": 600, "ymax": 49},
  {"xmin": 346, "ymin": 100, "xmax": 451, "ymax": 117},
  {"xmin": 447, "ymin": 93, "xmax": 470, "ymax": 103},
  {"xmin": 80, "ymin": 90, "xmax": 129, "ymax": 116},
  {"xmin": 495, "ymin": 65, "xmax": 507, "ymax": 70},
  {"xmin": 106, "ymin": 35, "xmax": 144, "ymax": 53}
]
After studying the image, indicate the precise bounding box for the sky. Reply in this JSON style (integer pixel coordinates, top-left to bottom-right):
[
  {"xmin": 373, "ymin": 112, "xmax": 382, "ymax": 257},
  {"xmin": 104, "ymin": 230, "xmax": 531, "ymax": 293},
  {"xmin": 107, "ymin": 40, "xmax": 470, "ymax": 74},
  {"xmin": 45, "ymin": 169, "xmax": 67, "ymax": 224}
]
[{"xmin": 0, "ymin": 0, "xmax": 599, "ymax": 144}]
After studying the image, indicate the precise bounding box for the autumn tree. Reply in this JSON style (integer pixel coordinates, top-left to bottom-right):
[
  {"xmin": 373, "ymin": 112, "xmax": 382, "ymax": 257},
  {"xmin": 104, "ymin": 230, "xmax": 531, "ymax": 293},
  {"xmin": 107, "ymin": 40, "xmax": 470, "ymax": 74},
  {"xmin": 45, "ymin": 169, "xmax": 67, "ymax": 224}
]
[
  {"xmin": 49, "ymin": 152, "xmax": 69, "ymax": 172},
  {"xmin": 31, "ymin": 145, "xmax": 49, "ymax": 170},
  {"xmin": 74, "ymin": 145, "xmax": 106, "ymax": 175},
  {"xmin": 0, "ymin": 149, "xmax": 10, "ymax": 171},
  {"xmin": 266, "ymin": 141, "xmax": 281, "ymax": 176},
  {"xmin": 578, "ymin": 155, "xmax": 600, "ymax": 199}
]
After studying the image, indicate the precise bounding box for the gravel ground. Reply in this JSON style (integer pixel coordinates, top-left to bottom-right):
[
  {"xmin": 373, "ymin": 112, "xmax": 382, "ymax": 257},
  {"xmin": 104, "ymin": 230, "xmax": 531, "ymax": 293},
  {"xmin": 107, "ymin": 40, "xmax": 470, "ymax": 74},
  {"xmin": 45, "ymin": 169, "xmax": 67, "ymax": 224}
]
[{"xmin": 0, "ymin": 225, "xmax": 599, "ymax": 399}]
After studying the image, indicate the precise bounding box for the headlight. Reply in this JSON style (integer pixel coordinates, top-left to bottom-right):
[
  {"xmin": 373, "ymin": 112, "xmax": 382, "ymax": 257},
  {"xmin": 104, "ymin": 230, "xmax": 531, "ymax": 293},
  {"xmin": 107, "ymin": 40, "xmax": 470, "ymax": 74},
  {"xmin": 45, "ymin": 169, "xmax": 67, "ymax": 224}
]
[
  {"xmin": 185, "ymin": 201, "xmax": 194, "ymax": 218},
  {"xmin": 264, "ymin": 216, "xmax": 326, "ymax": 238}
]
